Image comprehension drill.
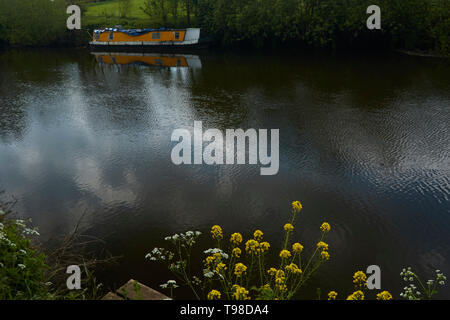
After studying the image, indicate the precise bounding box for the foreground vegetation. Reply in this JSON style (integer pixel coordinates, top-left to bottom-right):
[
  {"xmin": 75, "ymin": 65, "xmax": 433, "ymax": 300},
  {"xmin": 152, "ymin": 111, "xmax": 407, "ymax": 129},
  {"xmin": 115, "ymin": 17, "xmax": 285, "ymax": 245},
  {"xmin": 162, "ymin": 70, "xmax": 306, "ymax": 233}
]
[
  {"xmin": 1, "ymin": 197, "xmax": 447, "ymax": 299},
  {"xmin": 145, "ymin": 200, "xmax": 446, "ymax": 300},
  {"xmin": 0, "ymin": 199, "xmax": 106, "ymax": 300},
  {"xmin": 0, "ymin": 0, "xmax": 448, "ymax": 55}
]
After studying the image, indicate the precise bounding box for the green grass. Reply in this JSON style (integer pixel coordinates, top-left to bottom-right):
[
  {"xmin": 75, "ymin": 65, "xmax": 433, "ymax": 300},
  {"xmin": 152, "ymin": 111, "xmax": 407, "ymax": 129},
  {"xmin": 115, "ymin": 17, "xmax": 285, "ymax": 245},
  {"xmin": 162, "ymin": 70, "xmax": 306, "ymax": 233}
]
[
  {"xmin": 83, "ymin": 0, "xmax": 190, "ymax": 28},
  {"xmin": 85, "ymin": 0, "xmax": 149, "ymax": 19}
]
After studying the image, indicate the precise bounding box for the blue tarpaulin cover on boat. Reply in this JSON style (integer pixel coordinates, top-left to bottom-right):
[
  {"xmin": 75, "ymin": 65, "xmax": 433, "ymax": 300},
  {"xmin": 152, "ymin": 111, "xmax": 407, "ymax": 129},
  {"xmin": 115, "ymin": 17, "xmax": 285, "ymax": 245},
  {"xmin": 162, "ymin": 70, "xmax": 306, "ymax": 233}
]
[{"xmin": 93, "ymin": 27, "xmax": 166, "ymax": 36}]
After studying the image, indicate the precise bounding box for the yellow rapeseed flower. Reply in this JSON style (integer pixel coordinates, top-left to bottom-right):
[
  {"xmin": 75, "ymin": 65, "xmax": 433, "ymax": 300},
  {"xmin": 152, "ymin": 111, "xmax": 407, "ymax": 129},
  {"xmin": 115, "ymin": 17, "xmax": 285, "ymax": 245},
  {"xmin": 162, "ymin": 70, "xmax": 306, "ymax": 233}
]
[
  {"xmin": 260, "ymin": 241, "xmax": 270, "ymax": 253},
  {"xmin": 216, "ymin": 262, "xmax": 227, "ymax": 273},
  {"xmin": 267, "ymin": 268, "xmax": 277, "ymax": 276},
  {"xmin": 285, "ymin": 263, "xmax": 302, "ymax": 275},
  {"xmin": 328, "ymin": 291, "xmax": 338, "ymax": 300},
  {"xmin": 347, "ymin": 290, "xmax": 364, "ymax": 300},
  {"xmin": 275, "ymin": 270, "xmax": 285, "ymax": 285},
  {"xmin": 253, "ymin": 230, "xmax": 264, "ymax": 241},
  {"xmin": 245, "ymin": 239, "xmax": 260, "ymax": 254},
  {"xmin": 234, "ymin": 263, "xmax": 247, "ymax": 277},
  {"xmin": 320, "ymin": 222, "xmax": 331, "ymax": 233},
  {"xmin": 292, "ymin": 201, "xmax": 302, "ymax": 214},
  {"xmin": 376, "ymin": 291, "xmax": 393, "ymax": 300},
  {"xmin": 230, "ymin": 233, "xmax": 243, "ymax": 246},
  {"xmin": 321, "ymin": 251, "xmax": 330, "ymax": 260},
  {"xmin": 207, "ymin": 289, "xmax": 221, "ymax": 300},
  {"xmin": 232, "ymin": 285, "xmax": 249, "ymax": 300},
  {"xmin": 274, "ymin": 269, "xmax": 287, "ymax": 291},
  {"xmin": 205, "ymin": 255, "xmax": 215, "ymax": 266},
  {"xmin": 292, "ymin": 242, "xmax": 304, "ymax": 253},
  {"xmin": 353, "ymin": 271, "xmax": 367, "ymax": 288},
  {"xmin": 317, "ymin": 241, "xmax": 329, "ymax": 251},
  {"xmin": 277, "ymin": 284, "xmax": 288, "ymax": 292},
  {"xmin": 211, "ymin": 225, "xmax": 223, "ymax": 240},
  {"xmin": 284, "ymin": 223, "xmax": 294, "ymax": 232},
  {"xmin": 232, "ymin": 247, "xmax": 241, "ymax": 258},
  {"xmin": 279, "ymin": 249, "xmax": 292, "ymax": 259}
]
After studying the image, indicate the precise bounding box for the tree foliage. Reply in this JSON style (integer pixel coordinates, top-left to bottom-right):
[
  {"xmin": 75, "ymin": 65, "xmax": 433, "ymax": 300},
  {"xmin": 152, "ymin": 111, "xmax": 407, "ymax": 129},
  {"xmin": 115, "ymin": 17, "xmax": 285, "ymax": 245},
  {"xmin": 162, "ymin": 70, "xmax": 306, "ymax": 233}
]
[{"xmin": 0, "ymin": 0, "xmax": 67, "ymax": 46}]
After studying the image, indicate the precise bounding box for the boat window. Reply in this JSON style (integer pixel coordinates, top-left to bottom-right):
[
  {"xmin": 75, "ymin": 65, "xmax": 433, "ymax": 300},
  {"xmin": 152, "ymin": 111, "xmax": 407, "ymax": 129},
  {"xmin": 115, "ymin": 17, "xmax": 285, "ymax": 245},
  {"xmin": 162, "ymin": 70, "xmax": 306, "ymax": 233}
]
[
  {"xmin": 174, "ymin": 32, "xmax": 180, "ymax": 40},
  {"xmin": 108, "ymin": 32, "xmax": 114, "ymax": 41},
  {"xmin": 94, "ymin": 33, "xmax": 100, "ymax": 40},
  {"xmin": 152, "ymin": 32, "xmax": 161, "ymax": 40}
]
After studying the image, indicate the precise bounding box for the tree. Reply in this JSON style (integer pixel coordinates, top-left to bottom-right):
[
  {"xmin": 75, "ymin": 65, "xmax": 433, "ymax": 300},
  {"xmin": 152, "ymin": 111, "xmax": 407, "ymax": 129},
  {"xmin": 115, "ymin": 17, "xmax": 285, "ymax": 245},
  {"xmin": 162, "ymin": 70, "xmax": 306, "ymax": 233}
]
[
  {"xmin": 118, "ymin": 0, "xmax": 132, "ymax": 18},
  {"xmin": 141, "ymin": 0, "xmax": 169, "ymax": 25}
]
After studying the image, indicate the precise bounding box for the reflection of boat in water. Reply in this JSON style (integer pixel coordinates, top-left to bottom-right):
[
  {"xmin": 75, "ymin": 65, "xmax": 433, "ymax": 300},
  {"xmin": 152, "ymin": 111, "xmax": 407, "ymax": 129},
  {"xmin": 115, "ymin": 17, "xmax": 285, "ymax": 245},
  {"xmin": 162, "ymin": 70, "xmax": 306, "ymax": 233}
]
[
  {"xmin": 90, "ymin": 27, "xmax": 210, "ymax": 52},
  {"xmin": 91, "ymin": 52, "xmax": 202, "ymax": 69}
]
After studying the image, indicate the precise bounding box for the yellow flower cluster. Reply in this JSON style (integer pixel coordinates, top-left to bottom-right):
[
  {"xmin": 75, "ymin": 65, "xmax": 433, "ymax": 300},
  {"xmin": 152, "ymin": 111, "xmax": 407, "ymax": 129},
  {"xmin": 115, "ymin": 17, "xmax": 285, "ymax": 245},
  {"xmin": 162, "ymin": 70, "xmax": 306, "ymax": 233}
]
[
  {"xmin": 230, "ymin": 232, "xmax": 243, "ymax": 246},
  {"xmin": 234, "ymin": 263, "xmax": 247, "ymax": 277},
  {"xmin": 285, "ymin": 263, "xmax": 302, "ymax": 275},
  {"xmin": 205, "ymin": 252, "xmax": 223, "ymax": 267},
  {"xmin": 317, "ymin": 241, "xmax": 329, "ymax": 251},
  {"xmin": 283, "ymin": 223, "xmax": 294, "ymax": 232},
  {"xmin": 347, "ymin": 290, "xmax": 364, "ymax": 300},
  {"xmin": 267, "ymin": 267, "xmax": 277, "ymax": 276},
  {"xmin": 376, "ymin": 291, "xmax": 393, "ymax": 300},
  {"xmin": 245, "ymin": 239, "xmax": 269, "ymax": 255},
  {"xmin": 353, "ymin": 271, "xmax": 367, "ymax": 288},
  {"xmin": 207, "ymin": 289, "xmax": 221, "ymax": 300},
  {"xmin": 321, "ymin": 251, "xmax": 330, "ymax": 260},
  {"xmin": 211, "ymin": 225, "xmax": 223, "ymax": 240},
  {"xmin": 320, "ymin": 222, "xmax": 331, "ymax": 233},
  {"xmin": 292, "ymin": 242, "xmax": 303, "ymax": 253},
  {"xmin": 245, "ymin": 239, "xmax": 260, "ymax": 254},
  {"xmin": 232, "ymin": 285, "xmax": 250, "ymax": 300},
  {"xmin": 260, "ymin": 241, "xmax": 270, "ymax": 252},
  {"xmin": 328, "ymin": 291, "xmax": 338, "ymax": 300},
  {"xmin": 279, "ymin": 249, "xmax": 291, "ymax": 259},
  {"xmin": 316, "ymin": 241, "xmax": 330, "ymax": 260},
  {"xmin": 292, "ymin": 201, "xmax": 302, "ymax": 214},
  {"xmin": 216, "ymin": 262, "xmax": 227, "ymax": 273},
  {"xmin": 275, "ymin": 270, "xmax": 287, "ymax": 291},
  {"xmin": 253, "ymin": 230, "xmax": 264, "ymax": 241},
  {"xmin": 232, "ymin": 247, "xmax": 241, "ymax": 258}
]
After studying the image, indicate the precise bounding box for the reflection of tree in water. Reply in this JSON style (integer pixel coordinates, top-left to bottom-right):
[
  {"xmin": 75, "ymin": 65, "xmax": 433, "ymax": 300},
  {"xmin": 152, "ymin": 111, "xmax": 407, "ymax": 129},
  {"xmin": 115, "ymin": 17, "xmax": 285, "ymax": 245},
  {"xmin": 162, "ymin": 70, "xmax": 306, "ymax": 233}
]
[
  {"xmin": 0, "ymin": 73, "xmax": 27, "ymax": 141},
  {"xmin": 191, "ymin": 53, "xmax": 450, "ymax": 111},
  {"xmin": 0, "ymin": 102, "xmax": 26, "ymax": 142}
]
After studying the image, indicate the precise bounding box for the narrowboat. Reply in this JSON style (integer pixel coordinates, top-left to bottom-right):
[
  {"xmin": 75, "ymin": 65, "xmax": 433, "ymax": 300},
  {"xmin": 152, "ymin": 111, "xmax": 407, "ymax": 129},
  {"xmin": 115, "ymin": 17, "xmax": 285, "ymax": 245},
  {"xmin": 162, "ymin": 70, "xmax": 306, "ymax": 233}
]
[{"xmin": 90, "ymin": 27, "xmax": 208, "ymax": 52}]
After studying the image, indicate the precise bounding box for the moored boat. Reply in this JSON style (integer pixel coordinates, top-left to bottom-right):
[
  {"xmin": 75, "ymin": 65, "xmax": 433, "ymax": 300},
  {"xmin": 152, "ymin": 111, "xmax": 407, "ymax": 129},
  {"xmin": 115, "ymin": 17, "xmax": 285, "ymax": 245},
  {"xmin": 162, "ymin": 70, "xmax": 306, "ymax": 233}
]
[{"xmin": 89, "ymin": 27, "xmax": 208, "ymax": 52}]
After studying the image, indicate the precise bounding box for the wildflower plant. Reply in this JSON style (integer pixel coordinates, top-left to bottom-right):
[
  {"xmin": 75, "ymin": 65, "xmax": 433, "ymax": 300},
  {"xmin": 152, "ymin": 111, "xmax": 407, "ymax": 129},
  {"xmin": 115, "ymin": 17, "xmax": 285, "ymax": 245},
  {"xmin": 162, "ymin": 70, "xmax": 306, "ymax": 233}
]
[
  {"xmin": 399, "ymin": 267, "xmax": 446, "ymax": 300},
  {"xmin": 145, "ymin": 231, "xmax": 202, "ymax": 299},
  {"xmin": 327, "ymin": 270, "xmax": 393, "ymax": 301},
  {"xmin": 146, "ymin": 201, "xmax": 334, "ymax": 300},
  {"xmin": 0, "ymin": 217, "xmax": 49, "ymax": 299}
]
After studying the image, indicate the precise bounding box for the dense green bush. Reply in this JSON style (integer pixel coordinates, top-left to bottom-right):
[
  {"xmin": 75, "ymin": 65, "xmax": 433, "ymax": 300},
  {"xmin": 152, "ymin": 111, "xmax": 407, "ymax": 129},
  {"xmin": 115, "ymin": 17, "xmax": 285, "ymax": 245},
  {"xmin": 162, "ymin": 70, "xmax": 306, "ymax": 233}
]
[
  {"xmin": 194, "ymin": 0, "xmax": 449, "ymax": 53},
  {"xmin": 0, "ymin": 207, "xmax": 105, "ymax": 300},
  {"xmin": 0, "ymin": 217, "xmax": 51, "ymax": 299}
]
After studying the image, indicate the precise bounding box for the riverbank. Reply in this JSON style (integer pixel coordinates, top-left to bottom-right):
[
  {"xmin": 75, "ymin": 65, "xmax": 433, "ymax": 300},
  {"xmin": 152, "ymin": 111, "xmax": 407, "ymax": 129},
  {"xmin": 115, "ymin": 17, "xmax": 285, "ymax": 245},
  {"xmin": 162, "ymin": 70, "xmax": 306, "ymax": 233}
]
[
  {"xmin": 0, "ymin": 197, "xmax": 112, "ymax": 300},
  {"xmin": 0, "ymin": 0, "xmax": 448, "ymax": 56}
]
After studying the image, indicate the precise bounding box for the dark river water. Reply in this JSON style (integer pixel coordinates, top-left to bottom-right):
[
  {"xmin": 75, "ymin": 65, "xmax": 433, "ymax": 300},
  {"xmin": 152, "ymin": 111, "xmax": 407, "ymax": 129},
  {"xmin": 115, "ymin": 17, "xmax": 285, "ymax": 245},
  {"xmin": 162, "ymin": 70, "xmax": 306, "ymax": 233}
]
[{"xmin": 0, "ymin": 48, "xmax": 449, "ymax": 299}]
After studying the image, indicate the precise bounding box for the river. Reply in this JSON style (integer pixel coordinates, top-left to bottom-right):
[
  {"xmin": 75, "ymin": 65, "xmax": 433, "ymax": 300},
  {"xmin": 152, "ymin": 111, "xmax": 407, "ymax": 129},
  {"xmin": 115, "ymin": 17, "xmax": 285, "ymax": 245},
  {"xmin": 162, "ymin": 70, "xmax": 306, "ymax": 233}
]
[{"xmin": 0, "ymin": 48, "xmax": 449, "ymax": 299}]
